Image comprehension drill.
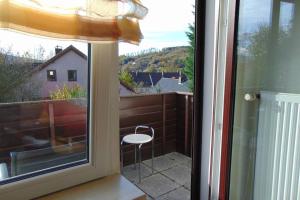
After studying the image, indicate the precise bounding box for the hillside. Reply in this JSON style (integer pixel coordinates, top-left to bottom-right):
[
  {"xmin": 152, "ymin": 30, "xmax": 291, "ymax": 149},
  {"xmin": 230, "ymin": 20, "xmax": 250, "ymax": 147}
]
[{"xmin": 119, "ymin": 46, "xmax": 189, "ymax": 72}]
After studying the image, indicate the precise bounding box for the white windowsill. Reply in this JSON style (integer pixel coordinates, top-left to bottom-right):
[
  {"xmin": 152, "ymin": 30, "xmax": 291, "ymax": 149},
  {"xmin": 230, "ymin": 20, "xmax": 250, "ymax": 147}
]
[{"xmin": 37, "ymin": 174, "xmax": 146, "ymax": 200}]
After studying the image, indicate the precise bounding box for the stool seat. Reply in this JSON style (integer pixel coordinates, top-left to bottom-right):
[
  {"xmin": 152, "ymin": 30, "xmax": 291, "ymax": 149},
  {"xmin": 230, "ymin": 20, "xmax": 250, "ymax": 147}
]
[{"xmin": 123, "ymin": 134, "xmax": 152, "ymax": 144}]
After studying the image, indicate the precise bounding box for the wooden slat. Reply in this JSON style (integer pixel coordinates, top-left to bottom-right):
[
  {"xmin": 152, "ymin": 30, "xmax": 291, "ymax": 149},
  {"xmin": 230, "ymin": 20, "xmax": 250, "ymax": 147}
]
[
  {"xmin": 0, "ymin": 100, "xmax": 88, "ymax": 166},
  {"xmin": 120, "ymin": 93, "xmax": 193, "ymax": 166},
  {"xmin": 0, "ymin": 93, "xmax": 194, "ymax": 168}
]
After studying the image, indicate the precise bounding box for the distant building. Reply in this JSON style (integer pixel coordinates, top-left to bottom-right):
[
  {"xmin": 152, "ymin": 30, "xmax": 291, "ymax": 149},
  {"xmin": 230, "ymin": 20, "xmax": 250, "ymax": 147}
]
[
  {"xmin": 30, "ymin": 46, "xmax": 190, "ymax": 99},
  {"xmin": 129, "ymin": 71, "xmax": 190, "ymax": 94},
  {"xmin": 119, "ymin": 81, "xmax": 136, "ymax": 96},
  {"xmin": 31, "ymin": 45, "xmax": 88, "ymax": 98},
  {"xmin": 154, "ymin": 78, "xmax": 189, "ymax": 93}
]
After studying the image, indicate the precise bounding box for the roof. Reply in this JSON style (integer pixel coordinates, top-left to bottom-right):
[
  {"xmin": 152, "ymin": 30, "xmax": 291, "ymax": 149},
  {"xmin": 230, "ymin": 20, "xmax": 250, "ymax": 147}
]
[
  {"xmin": 129, "ymin": 72, "xmax": 187, "ymax": 87},
  {"xmin": 120, "ymin": 80, "xmax": 135, "ymax": 93},
  {"xmin": 37, "ymin": 45, "xmax": 87, "ymax": 71},
  {"xmin": 156, "ymin": 78, "xmax": 190, "ymax": 93}
]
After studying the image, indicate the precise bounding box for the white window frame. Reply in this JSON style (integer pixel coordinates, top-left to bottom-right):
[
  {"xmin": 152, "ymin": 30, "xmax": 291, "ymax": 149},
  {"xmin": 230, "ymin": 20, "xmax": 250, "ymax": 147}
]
[
  {"xmin": 200, "ymin": 0, "xmax": 230, "ymax": 199},
  {"xmin": 209, "ymin": 0, "xmax": 231, "ymax": 199},
  {"xmin": 0, "ymin": 42, "xmax": 120, "ymax": 200}
]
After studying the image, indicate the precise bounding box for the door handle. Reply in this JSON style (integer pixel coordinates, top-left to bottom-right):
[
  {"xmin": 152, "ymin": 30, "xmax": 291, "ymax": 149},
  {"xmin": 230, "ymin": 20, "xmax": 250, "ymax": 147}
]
[{"xmin": 244, "ymin": 93, "xmax": 260, "ymax": 102}]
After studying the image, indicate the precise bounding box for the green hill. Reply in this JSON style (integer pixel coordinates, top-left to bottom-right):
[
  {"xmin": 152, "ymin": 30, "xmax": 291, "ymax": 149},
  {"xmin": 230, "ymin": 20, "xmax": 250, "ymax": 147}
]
[{"xmin": 119, "ymin": 46, "xmax": 188, "ymax": 72}]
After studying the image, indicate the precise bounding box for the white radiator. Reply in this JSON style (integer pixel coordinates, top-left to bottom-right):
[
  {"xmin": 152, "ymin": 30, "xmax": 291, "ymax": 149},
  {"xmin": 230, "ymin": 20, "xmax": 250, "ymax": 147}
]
[{"xmin": 254, "ymin": 91, "xmax": 300, "ymax": 200}]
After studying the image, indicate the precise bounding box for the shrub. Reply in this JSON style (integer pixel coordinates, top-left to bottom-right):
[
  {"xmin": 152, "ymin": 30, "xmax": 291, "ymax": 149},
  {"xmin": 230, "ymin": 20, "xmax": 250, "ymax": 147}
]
[
  {"xmin": 119, "ymin": 70, "xmax": 136, "ymax": 89},
  {"xmin": 50, "ymin": 84, "xmax": 86, "ymax": 100}
]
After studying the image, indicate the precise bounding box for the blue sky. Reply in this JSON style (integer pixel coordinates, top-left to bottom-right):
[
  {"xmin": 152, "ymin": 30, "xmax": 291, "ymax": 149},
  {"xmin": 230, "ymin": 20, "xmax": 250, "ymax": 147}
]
[
  {"xmin": 239, "ymin": 0, "xmax": 294, "ymax": 33},
  {"xmin": 1, "ymin": 0, "xmax": 293, "ymax": 57},
  {"xmin": 119, "ymin": 0, "xmax": 195, "ymax": 55}
]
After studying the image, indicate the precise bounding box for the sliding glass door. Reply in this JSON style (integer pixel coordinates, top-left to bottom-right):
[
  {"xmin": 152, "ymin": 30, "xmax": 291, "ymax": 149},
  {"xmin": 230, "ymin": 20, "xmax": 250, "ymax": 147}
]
[{"xmin": 229, "ymin": 0, "xmax": 300, "ymax": 199}]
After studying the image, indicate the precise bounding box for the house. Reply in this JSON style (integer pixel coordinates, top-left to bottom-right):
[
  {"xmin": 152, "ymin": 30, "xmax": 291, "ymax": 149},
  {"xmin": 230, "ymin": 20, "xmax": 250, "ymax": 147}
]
[
  {"xmin": 129, "ymin": 71, "xmax": 190, "ymax": 93},
  {"xmin": 32, "ymin": 46, "xmax": 138, "ymax": 98},
  {"xmin": 31, "ymin": 45, "xmax": 88, "ymax": 99},
  {"xmin": 119, "ymin": 81, "xmax": 136, "ymax": 96},
  {"xmin": 154, "ymin": 77, "xmax": 189, "ymax": 93}
]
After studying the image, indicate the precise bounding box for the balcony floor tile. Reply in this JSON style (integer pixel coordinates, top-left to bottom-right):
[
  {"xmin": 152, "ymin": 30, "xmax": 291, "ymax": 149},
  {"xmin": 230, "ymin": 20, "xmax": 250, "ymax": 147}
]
[
  {"xmin": 136, "ymin": 174, "xmax": 180, "ymax": 198},
  {"xmin": 143, "ymin": 155, "xmax": 179, "ymax": 172},
  {"xmin": 123, "ymin": 152, "xmax": 191, "ymax": 199},
  {"xmin": 165, "ymin": 152, "xmax": 191, "ymax": 164},
  {"xmin": 122, "ymin": 163, "xmax": 156, "ymax": 183},
  {"xmin": 161, "ymin": 165, "xmax": 191, "ymax": 185},
  {"xmin": 156, "ymin": 187, "xmax": 191, "ymax": 200}
]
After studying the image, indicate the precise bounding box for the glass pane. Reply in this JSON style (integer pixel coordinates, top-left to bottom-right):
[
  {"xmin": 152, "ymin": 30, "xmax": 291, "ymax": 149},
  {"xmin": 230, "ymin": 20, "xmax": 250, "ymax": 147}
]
[
  {"xmin": 0, "ymin": 30, "xmax": 89, "ymax": 183},
  {"xmin": 230, "ymin": 0, "xmax": 300, "ymax": 199}
]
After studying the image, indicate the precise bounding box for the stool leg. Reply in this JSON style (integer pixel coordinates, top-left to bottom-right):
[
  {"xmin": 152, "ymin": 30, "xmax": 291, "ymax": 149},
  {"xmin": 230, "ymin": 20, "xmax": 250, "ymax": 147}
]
[
  {"xmin": 134, "ymin": 145, "xmax": 137, "ymax": 169},
  {"xmin": 152, "ymin": 139, "xmax": 154, "ymax": 173},
  {"xmin": 138, "ymin": 145, "xmax": 142, "ymax": 183},
  {"xmin": 120, "ymin": 141, "xmax": 123, "ymax": 174}
]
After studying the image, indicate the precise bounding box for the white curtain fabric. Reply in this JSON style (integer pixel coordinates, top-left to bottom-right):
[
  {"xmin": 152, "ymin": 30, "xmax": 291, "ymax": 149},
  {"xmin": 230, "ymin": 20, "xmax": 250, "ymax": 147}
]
[{"xmin": 0, "ymin": 0, "xmax": 148, "ymax": 43}]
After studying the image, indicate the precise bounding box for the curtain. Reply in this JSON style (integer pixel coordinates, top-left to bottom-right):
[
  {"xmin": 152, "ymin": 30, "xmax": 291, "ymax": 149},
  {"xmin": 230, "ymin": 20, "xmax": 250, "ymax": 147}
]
[{"xmin": 0, "ymin": 0, "xmax": 148, "ymax": 44}]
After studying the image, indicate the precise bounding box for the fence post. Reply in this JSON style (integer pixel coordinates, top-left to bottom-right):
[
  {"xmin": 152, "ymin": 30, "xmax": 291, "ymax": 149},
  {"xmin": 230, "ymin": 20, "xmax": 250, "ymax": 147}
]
[
  {"xmin": 48, "ymin": 103, "xmax": 56, "ymax": 146},
  {"xmin": 184, "ymin": 95, "xmax": 189, "ymax": 155},
  {"xmin": 162, "ymin": 94, "xmax": 166, "ymax": 154}
]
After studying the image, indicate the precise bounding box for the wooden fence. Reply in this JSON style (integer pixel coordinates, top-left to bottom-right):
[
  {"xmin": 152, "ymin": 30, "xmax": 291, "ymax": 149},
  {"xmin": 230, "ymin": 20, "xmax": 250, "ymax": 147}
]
[
  {"xmin": 0, "ymin": 99, "xmax": 87, "ymax": 164},
  {"xmin": 0, "ymin": 93, "xmax": 194, "ymax": 167},
  {"xmin": 120, "ymin": 93, "xmax": 194, "ymax": 165}
]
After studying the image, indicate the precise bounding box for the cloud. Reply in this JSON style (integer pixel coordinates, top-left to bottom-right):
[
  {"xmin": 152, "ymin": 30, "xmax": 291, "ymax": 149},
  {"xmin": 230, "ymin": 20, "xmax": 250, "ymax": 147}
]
[
  {"xmin": 119, "ymin": 31, "xmax": 189, "ymax": 55},
  {"xmin": 120, "ymin": 0, "xmax": 195, "ymax": 54},
  {"xmin": 141, "ymin": 0, "xmax": 194, "ymax": 32}
]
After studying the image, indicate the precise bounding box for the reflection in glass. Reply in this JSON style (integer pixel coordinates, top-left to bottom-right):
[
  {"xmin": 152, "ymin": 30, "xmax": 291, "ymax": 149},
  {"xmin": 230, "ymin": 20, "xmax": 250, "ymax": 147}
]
[
  {"xmin": 0, "ymin": 32, "xmax": 89, "ymax": 183},
  {"xmin": 230, "ymin": 0, "xmax": 300, "ymax": 199}
]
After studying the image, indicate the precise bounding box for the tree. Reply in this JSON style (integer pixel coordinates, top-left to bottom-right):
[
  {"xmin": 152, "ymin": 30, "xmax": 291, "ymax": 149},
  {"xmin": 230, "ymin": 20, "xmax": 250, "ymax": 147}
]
[
  {"xmin": 119, "ymin": 70, "xmax": 136, "ymax": 90},
  {"xmin": 247, "ymin": 25, "xmax": 288, "ymax": 69},
  {"xmin": 0, "ymin": 48, "xmax": 39, "ymax": 102},
  {"xmin": 33, "ymin": 45, "xmax": 46, "ymax": 61},
  {"xmin": 183, "ymin": 22, "xmax": 195, "ymax": 92}
]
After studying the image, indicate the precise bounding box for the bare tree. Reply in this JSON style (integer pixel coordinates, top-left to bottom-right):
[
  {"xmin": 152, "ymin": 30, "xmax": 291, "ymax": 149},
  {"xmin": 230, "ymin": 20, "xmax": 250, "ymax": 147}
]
[{"xmin": 0, "ymin": 47, "xmax": 40, "ymax": 103}]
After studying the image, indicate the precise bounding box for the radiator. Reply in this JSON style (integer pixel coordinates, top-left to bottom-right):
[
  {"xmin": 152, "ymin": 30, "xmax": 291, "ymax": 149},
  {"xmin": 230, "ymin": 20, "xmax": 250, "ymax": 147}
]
[{"xmin": 254, "ymin": 91, "xmax": 300, "ymax": 200}]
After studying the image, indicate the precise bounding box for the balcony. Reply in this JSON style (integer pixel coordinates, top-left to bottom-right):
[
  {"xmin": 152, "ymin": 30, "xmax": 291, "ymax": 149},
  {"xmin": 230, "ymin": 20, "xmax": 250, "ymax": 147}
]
[
  {"xmin": 122, "ymin": 152, "xmax": 191, "ymax": 200},
  {"xmin": 120, "ymin": 93, "xmax": 193, "ymax": 199},
  {"xmin": 0, "ymin": 92, "xmax": 193, "ymax": 199}
]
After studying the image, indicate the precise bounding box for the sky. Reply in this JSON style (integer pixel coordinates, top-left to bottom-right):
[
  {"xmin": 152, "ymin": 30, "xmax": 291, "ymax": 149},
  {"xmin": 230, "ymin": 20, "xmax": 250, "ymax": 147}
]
[
  {"xmin": 0, "ymin": 0, "xmax": 294, "ymax": 58},
  {"xmin": 119, "ymin": 0, "xmax": 195, "ymax": 55},
  {"xmin": 0, "ymin": 0, "xmax": 195, "ymax": 58},
  {"xmin": 239, "ymin": 0, "xmax": 294, "ymax": 33}
]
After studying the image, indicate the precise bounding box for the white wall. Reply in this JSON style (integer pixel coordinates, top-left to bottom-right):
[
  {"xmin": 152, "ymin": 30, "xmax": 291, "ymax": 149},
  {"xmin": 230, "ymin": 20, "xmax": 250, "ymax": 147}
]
[
  {"xmin": 32, "ymin": 50, "xmax": 88, "ymax": 98},
  {"xmin": 119, "ymin": 84, "xmax": 135, "ymax": 96}
]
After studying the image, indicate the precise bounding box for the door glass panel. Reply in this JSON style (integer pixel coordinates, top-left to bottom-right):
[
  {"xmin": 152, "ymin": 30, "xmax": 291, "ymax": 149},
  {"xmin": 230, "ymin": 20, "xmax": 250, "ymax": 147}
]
[{"xmin": 230, "ymin": 0, "xmax": 300, "ymax": 199}]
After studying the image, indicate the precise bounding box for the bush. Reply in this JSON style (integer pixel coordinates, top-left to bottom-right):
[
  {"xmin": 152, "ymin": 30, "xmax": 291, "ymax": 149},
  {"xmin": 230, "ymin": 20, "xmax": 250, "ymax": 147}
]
[
  {"xmin": 119, "ymin": 70, "xmax": 136, "ymax": 89},
  {"xmin": 50, "ymin": 84, "xmax": 86, "ymax": 100}
]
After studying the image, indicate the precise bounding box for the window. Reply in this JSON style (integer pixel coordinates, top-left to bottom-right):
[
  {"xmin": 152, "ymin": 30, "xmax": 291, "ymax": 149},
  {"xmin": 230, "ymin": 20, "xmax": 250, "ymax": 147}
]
[
  {"xmin": 212, "ymin": 0, "xmax": 300, "ymax": 200},
  {"xmin": 47, "ymin": 70, "xmax": 57, "ymax": 81},
  {"xmin": 0, "ymin": 0, "xmax": 144, "ymax": 198},
  {"xmin": 0, "ymin": 34, "xmax": 120, "ymax": 200},
  {"xmin": 68, "ymin": 70, "xmax": 77, "ymax": 81},
  {"xmin": 227, "ymin": 1, "xmax": 300, "ymax": 199},
  {"xmin": 0, "ymin": 31, "xmax": 89, "ymax": 185}
]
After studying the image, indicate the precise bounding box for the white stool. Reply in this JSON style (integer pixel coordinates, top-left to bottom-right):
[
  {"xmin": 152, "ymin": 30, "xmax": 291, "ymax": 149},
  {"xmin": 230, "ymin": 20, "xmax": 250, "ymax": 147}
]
[{"xmin": 121, "ymin": 125, "xmax": 154, "ymax": 183}]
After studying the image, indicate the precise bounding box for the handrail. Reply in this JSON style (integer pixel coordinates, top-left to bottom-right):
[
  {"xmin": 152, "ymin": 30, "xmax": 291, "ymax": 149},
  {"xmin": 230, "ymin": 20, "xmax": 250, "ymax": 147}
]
[
  {"xmin": 120, "ymin": 92, "xmax": 194, "ymax": 98},
  {"xmin": 0, "ymin": 98, "xmax": 87, "ymax": 106}
]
